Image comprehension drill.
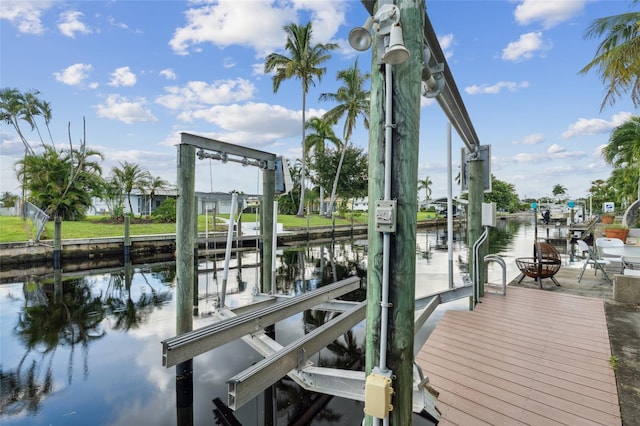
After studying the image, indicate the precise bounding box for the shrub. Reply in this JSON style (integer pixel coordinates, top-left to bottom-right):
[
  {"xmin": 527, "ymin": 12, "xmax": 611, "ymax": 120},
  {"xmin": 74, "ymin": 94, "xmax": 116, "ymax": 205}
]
[{"xmin": 152, "ymin": 198, "xmax": 176, "ymax": 223}]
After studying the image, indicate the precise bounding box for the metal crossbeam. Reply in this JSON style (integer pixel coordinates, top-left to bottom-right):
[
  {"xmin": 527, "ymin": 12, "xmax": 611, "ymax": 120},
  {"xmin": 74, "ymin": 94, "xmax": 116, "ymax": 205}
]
[
  {"xmin": 162, "ymin": 276, "xmax": 361, "ymax": 367},
  {"xmin": 225, "ymin": 285, "xmax": 472, "ymax": 415},
  {"xmin": 181, "ymin": 132, "xmax": 276, "ymax": 165},
  {"xmin": 227, "ymin": 301, "xmax": 367, "ymax": 410}
]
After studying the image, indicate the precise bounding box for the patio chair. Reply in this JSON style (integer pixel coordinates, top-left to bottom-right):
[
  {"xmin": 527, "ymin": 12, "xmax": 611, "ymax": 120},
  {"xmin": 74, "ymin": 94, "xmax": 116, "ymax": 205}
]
[
  {"xmin": 595, "ymin": 237, "xmax": 624, "ymax": 273},
  {"xmin": 515, "ymin": 241, "xmax": 561, "ymax": 288},
  {"xmin": 576, "ymin": 239, "xmax": 610, "ymax": 283}
]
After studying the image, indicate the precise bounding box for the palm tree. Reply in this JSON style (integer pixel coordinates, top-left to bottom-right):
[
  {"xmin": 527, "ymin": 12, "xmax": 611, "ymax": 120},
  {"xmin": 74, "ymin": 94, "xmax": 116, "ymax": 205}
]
[
  {"xmin": 264, "ymin": 22, "xmax": 338, "ymax": 217},
  {"xmin": 16, "ymin": 144, "xmax": 104, "ymax": 220},
  {"xmin": 1, "ymin": 88, "xmax": 35, "ymax": 155},
  {"xmin": 552, "ymin": 184, "xmax": 567, "ymax": 199},
  {"xmin": 319, "ymin": 60, "xmax": 370, "ymax": 216},
  {"xmin": 111, "ymin": 161, "xmax": 151, "ymax": 216},
  {"xmin": 305, "ymin": 116, "xmax": 341, "ymax": 214},
  {"xmin": 145, "ymin": 176, "xmax": 170, "ymax": 215},
  {"xmin": 418, "ymin": 176, "xmax": 432, "ymax": 209},
  {"xmin": 579, "ymin": 0, "xmax": 640, "ymax": 110},
  {"xmin": 602, "ymin": 115, "xmax": 640, "ymax": 200}
]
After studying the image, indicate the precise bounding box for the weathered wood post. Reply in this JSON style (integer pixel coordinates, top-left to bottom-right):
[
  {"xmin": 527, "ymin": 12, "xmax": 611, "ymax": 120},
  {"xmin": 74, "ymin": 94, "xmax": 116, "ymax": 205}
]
[
  {"xmin": 468, "ymin": 157, "xmax": 485, "ymax": 301},
  {"xmin": 53, "ymin": 217, "xmax": 62, "ymax": 269},
  {"xmin": 177, "ymin": 142, "xmax": 196, "ymax": 336},
  {"xmin": 175, "ymin": 142, "xmax": 195, "ymax": 420},
  {"xmin": 365, "ymin": 0, "xmax": 424, "ymax": 424},
  {"xmin": 193, "ymin": 197, "xmax": 199, "ymax": 314},
  {"xmin": 124, "ymin": 215, "xmax": 131, "ymax": 263},
  {"xmin": 262, "ymin": 166, "xmax": 275, "ymax": 294}
]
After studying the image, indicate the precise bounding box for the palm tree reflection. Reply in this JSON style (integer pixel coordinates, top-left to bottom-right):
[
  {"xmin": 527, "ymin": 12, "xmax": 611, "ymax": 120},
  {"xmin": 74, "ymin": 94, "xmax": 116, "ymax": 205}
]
[{"xmin": 2, "ymin": 266, "xmax": 173, "ymax": 416}]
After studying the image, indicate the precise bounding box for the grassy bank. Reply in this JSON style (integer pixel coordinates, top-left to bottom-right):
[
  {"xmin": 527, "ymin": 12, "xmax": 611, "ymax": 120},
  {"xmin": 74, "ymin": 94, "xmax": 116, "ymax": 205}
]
[
  {"xmin": 0, "ymin": 211, "xmax": 446, "ymax": 243},
  {"xmin": 0, "ymin": 213, "xmax": 371, "ymax": 243}
]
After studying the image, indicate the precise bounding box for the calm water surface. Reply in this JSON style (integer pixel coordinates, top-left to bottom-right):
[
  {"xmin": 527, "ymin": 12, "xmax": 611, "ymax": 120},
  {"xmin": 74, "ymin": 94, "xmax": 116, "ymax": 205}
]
[{"xmin": 1, "ymin": 217, "xmax": 558, "ymax": 425}]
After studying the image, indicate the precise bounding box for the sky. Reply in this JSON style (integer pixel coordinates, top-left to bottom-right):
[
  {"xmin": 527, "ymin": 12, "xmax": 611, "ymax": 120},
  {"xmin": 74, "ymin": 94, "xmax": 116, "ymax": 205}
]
[{"xmin": 0, "ymin": 0, "xmax": 637, "ymax": 204}]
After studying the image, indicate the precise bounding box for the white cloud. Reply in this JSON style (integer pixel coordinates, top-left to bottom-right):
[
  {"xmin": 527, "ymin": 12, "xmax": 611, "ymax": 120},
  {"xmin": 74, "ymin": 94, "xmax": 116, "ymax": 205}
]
[
  {"xmin": 0, "ymin": 0, "xmax": 52, "ymax": 34},
  {"xmin": 561, "ymin": 112, "xmax": 633, "ymax": 139},
  {"xmin": 53, "ymin": 63, "xmax": 93, "ymax": 86},
  {"xmin": 109, "ymin": 66, "xmax": 137, "ymax": 87},
  {"xmin": 438, "ymin": 33, "xmax": 454, "ymax": 59},
  {"xmin": 168, "ymin": 0, "xmax": 346, "ymax": 56},
  {"xmin": 294, "ymin": 0, "xmax": 346, "ymax": 44},
  {"xmin": 512, "ymin": 133, "xmax": 544, "ymax": 145},
  {"xmin": 514, "ymin": 0, "xmax": 586, "ymax": 29},
  {"xmin": 502, "ymin": 32, "xmax": 550, "ymax": 62},
  {"xmin": 106, "ymin": 16, "xmax": 141, "ymax": 33},
  {"xmin": 58, "ymin": 10, "xmax": 91, "ymax": 38},
  {"xmin": 174, "ymin": 102, "xmax": 325, "ymax": 146},
  {"xmin": 511, "ymin": 146, "xmax": 586, "ymax": 164},
  {"xmin": 156, "ymin": 79, "xmax": 256, "ymax": 110},
  {"xmin": 547, "ymin": 144, "xmax": 566, "ymax": 154},
  {"xmin": 95, "ymin": 94, "xmax": 158, "ymax": 124},
  {"xmin": 159, "ymin": 68, "xmax": 177, "ymax": 80},
  {"xmin": 182, "ymin": 102, "xmax": 298, "ymax": 132},
  {"xmin": 465, "ymin": 81, "xmax": 529, "ymax": 95},
  {"xmin": 169, "ymin": 1, "xmax": 294, "ymax": 56}
]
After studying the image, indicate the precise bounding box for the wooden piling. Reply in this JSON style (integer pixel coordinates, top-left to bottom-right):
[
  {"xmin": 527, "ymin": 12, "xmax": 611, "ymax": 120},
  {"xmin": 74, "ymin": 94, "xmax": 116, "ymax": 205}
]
[
  {"xmin": 176, "ymin": 143, "xmax": 195, "ymax": 336},
  {"xmin": 468, "ymin": 158, "xmax": 485, "ymax": 300},
  {"xmin": 261, "ymin": 167, "xmax": 275, "ymax": 294},
  {"xmin": 365, "ymin": 1, "xmax": 424, "ymax": 424}
]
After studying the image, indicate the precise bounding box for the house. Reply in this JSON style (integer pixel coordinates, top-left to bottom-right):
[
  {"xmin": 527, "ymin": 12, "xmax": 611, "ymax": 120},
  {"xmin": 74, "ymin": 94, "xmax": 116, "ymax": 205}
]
[
  {"xmin": 195, "ymin": 192, "xmax": 259, "ymax": 215},
  {"xmin": 89, "ymin": 189, "xmax": 177, "ymax": 216},
  {"xmin": 89, "ymin": 190, "xmax": 262, "ymax": 216}
]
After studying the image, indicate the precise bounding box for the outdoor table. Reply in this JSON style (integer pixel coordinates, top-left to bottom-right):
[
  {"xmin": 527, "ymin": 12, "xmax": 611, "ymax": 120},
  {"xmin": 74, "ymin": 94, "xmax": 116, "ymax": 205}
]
[{"xmin": 601, "ymin": 246, "xmax": 640, "ymax": 258}]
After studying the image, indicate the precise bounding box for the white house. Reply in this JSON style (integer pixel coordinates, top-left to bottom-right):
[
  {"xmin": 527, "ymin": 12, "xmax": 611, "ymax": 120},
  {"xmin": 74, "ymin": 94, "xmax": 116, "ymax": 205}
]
[{"xmin": 89, "ymin": 189, "xmax": 177, "ymax": 216}]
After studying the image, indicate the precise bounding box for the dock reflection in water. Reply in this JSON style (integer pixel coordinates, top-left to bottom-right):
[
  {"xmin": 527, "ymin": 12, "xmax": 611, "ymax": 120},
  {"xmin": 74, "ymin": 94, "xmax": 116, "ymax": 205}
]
[{"xmin": 1, "ymin": 217, "xmax": 551, "ymax": 425}]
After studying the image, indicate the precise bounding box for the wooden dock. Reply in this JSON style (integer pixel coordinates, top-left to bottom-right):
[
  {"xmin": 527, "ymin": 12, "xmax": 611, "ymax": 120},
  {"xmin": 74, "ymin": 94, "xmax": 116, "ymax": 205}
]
[{"xmin": 416, "ymin": 286, "xmax": 621, "ymax": 425}]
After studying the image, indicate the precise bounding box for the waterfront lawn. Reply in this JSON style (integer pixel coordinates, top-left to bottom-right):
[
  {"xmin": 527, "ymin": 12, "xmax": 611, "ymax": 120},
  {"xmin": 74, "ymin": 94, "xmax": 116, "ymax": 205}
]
[
  {"xmin": 0, "ymin": 213, "xmax": 370, "ymax": 243},
  {"xmin": 0, "ymin": 216, "xmax": 35, "ymax": 242}
]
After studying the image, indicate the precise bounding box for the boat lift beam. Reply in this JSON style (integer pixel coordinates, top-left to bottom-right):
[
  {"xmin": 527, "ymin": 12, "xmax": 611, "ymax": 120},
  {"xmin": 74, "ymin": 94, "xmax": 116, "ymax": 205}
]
[
  {"xmin": 162, "ymin": 276, "xmax": 361, "ymax": 367},
  {"xmin": 228, "ymin": 301, "xmax": 367, "ymax": 410},
  {"xmin": 226, "ymin": 285, "xmax": 472, "ymax": 418}
]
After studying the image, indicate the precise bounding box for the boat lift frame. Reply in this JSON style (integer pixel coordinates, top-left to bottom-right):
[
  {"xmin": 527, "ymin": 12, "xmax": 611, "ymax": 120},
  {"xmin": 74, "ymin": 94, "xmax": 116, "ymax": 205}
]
[{"xmin": 162, "ymin": 273, "xmax": 471, "ymax": 417}]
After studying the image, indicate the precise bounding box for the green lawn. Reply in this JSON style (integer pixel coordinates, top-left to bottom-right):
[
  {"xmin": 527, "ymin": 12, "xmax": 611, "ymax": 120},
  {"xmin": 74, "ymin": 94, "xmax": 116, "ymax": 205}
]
[
  {"xmin": 0, "ymin": 213, "xmax": 371, "ymax": 243},
  {"xmin": 0, "ymin": 211, "xmax": 447, "ymax": 243}
]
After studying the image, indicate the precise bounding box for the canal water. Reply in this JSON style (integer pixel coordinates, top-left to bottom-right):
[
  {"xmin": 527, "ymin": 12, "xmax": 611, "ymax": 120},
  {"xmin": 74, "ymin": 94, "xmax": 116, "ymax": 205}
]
[{"xmin": 0, "ymin": 216, "xmax": 562, "ymax": 425}]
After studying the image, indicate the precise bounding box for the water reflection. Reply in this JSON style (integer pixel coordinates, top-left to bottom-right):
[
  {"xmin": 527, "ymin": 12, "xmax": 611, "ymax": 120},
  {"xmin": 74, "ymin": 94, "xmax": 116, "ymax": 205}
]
[
  {"xmin": 1, "ymin": 266, "xmax": 175, "ymax": 422},
  {"xmin": 0, "ymin": 218, "xmax": 530, "ymax": 425}
]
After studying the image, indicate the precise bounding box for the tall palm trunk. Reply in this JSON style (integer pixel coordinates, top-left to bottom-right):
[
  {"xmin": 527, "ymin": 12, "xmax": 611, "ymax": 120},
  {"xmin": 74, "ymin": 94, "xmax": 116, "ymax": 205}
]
[
  {"xmin": 296, "ymin": 92, "xmax": 307, "ymax": 217},
  {"xmin": 327, "ymin": 139, "xmax": 348, "ymax": 216}
]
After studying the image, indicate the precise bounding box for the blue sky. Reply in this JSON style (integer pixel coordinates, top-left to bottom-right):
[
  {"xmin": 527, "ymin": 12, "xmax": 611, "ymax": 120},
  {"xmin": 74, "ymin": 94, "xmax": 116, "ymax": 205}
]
[{"xmin": 0, "ymin": 0, "xmax": 636, "ymax": 203}]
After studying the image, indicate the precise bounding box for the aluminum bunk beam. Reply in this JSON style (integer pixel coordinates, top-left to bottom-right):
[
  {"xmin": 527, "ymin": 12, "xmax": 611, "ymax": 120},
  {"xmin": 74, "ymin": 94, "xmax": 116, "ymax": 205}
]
[{"xmin": 162, "ymin": 276, "xmax": 361, "ymax": 367}]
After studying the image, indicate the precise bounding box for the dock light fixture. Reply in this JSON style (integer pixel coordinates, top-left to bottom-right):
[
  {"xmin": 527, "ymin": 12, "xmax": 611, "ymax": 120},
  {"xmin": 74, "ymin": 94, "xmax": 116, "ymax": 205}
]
[
  {"xmin": 383, "ymin": 24, "xmax": 410, "ymax": 65},
  {"xmin": 348, "ymin": 4, "xmax": 409, "ymax": 65},
  {"xmin": 348, "ymin": 16, "xmax": 374, "ymax": 51}
]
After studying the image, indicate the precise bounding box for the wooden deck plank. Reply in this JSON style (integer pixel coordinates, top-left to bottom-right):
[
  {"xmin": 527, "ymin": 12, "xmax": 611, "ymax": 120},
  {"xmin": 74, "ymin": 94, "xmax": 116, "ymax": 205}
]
[
  {"xmin": 417, "ymin": 286, "xmax": 621, "ymax": 425},
  {"xmin": 420, "ymin": 346, "xmax": 620, "ymax": 417},
  {"xmin": 426, "ymin": 322, "xmax": 617, "ymax": 391}
]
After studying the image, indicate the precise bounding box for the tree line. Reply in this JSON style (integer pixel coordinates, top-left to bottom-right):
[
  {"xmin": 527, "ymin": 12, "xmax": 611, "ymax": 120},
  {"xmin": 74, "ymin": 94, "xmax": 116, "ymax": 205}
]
[{"xmin": 1, "ymin": 86, "xmax": 169, "ymax": 221}]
